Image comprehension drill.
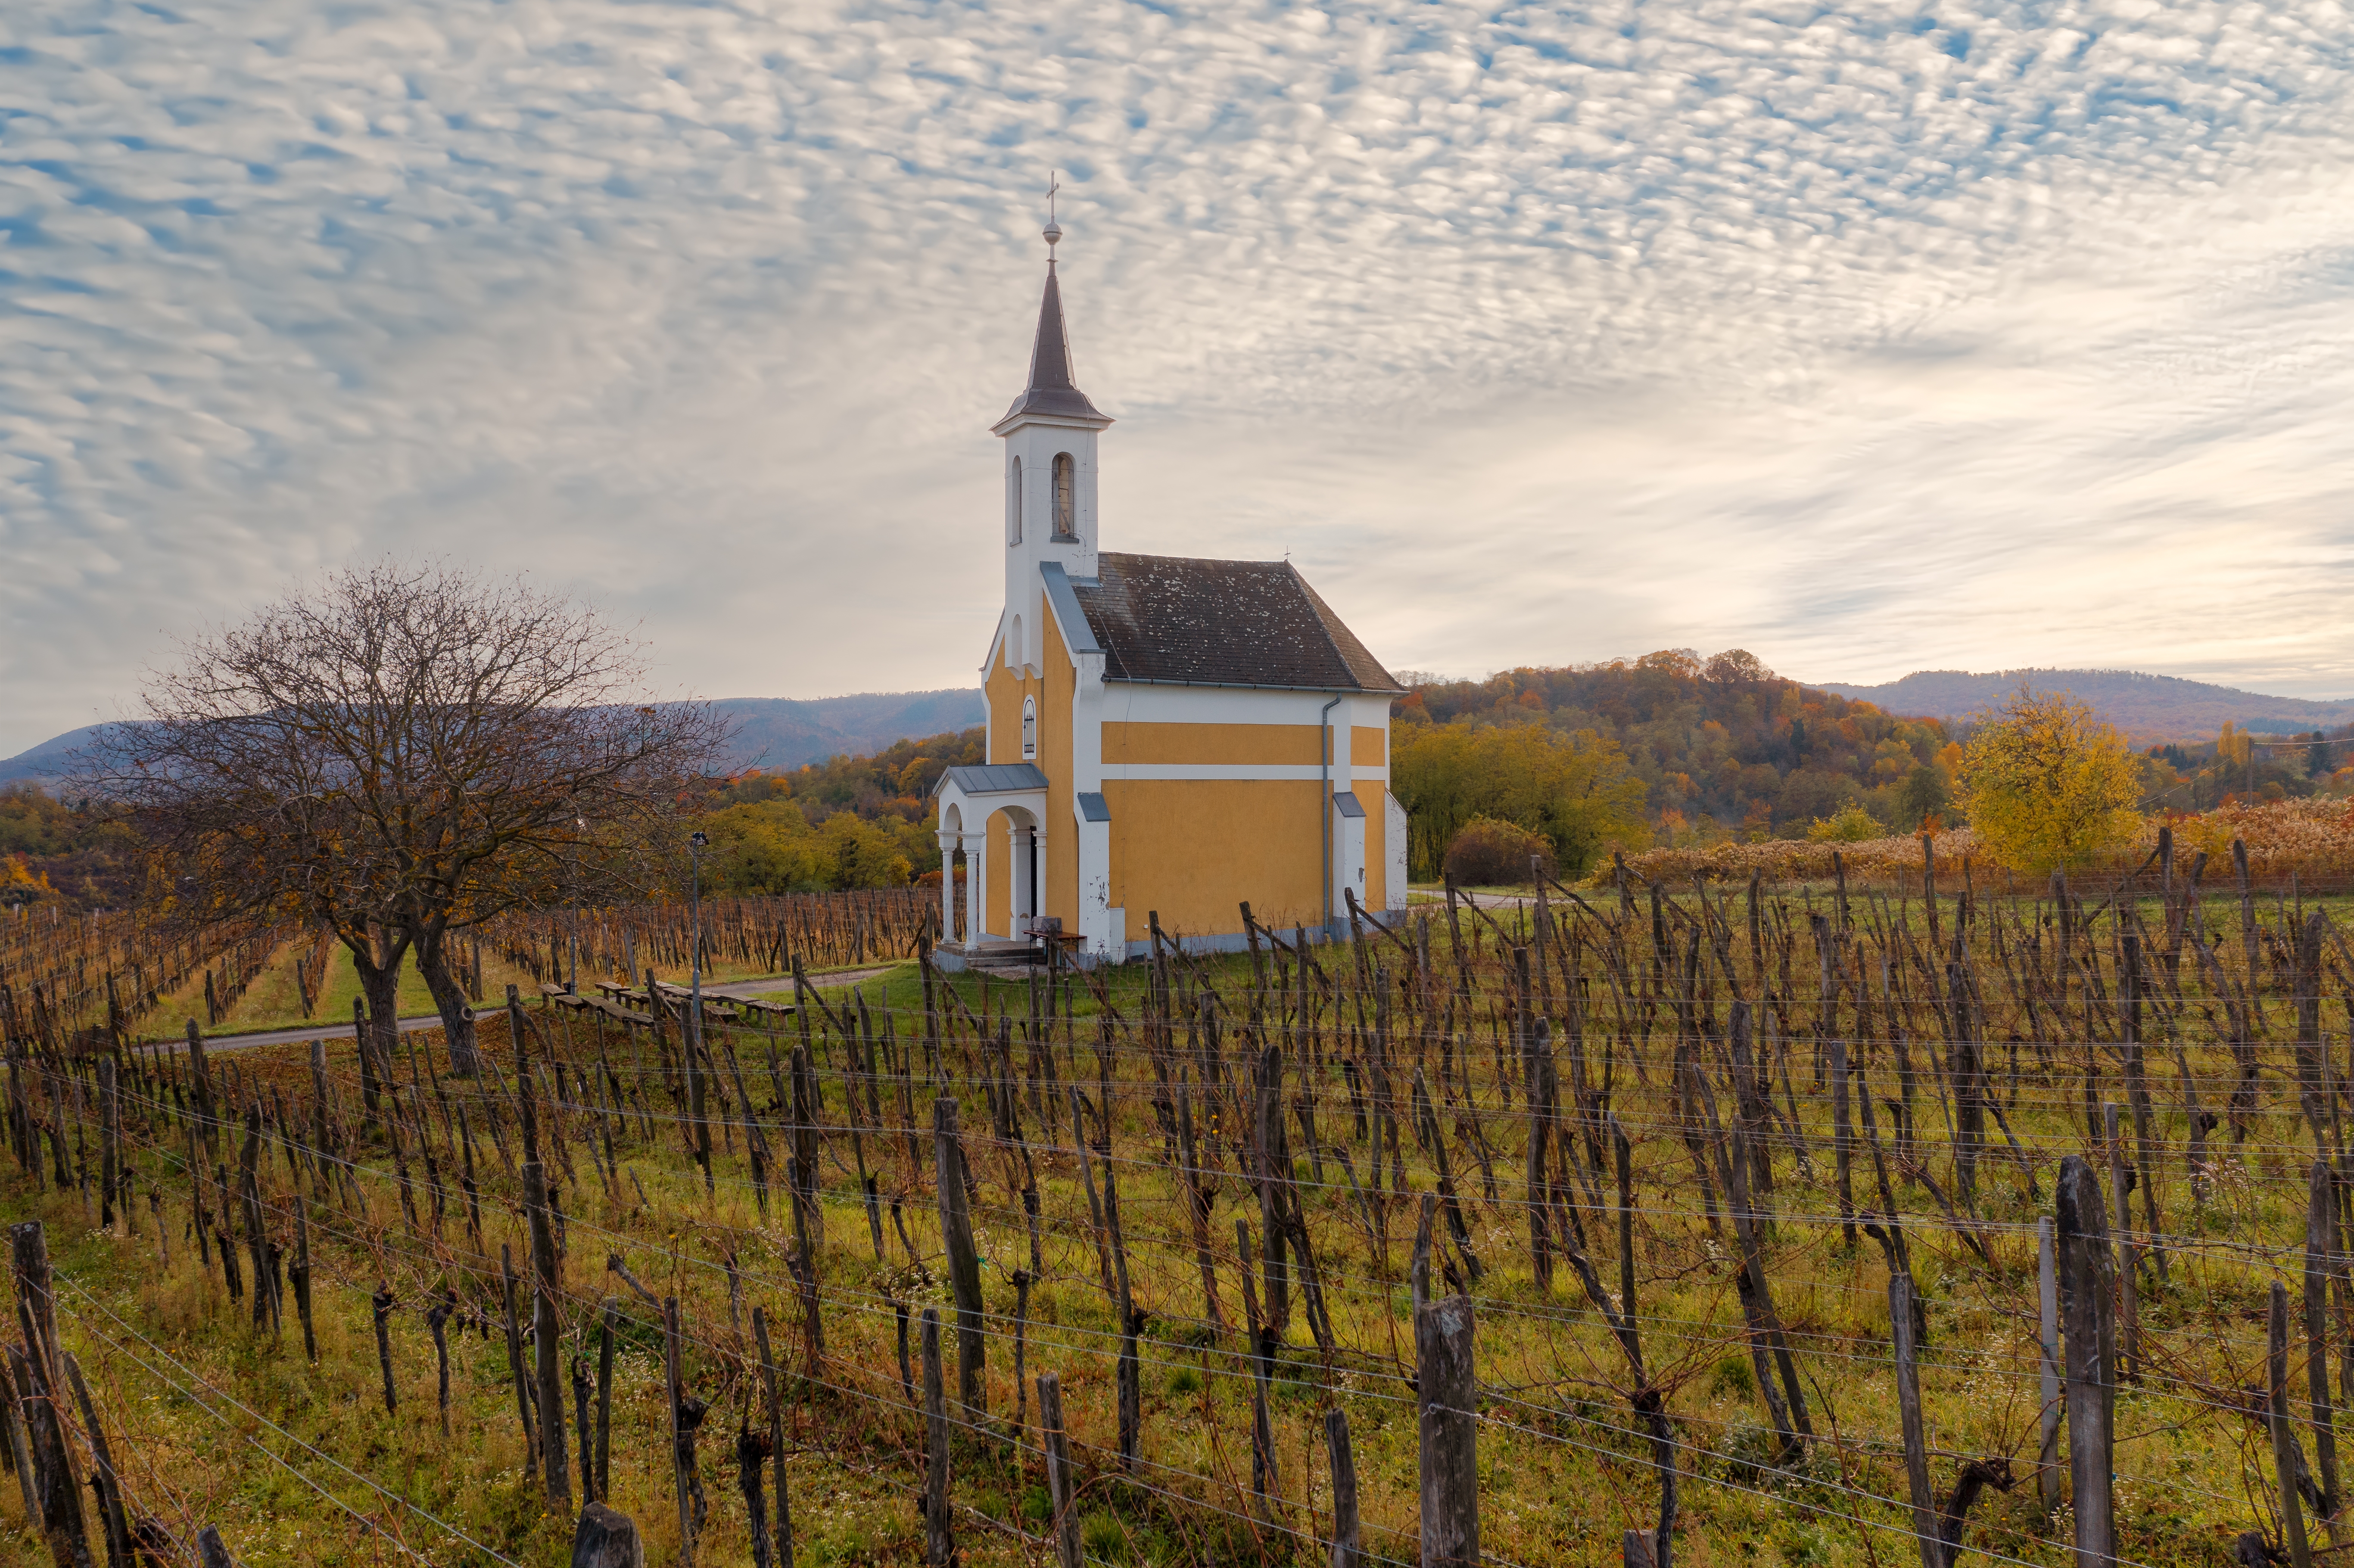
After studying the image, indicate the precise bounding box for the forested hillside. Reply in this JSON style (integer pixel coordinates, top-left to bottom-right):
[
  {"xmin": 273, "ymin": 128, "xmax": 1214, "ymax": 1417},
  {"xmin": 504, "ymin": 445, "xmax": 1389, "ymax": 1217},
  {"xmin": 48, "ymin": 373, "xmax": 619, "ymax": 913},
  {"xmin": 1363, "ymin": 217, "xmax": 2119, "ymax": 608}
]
[{"xmin": 1396, "ymin": 649, "xmax": 1957, "ymax": 871}]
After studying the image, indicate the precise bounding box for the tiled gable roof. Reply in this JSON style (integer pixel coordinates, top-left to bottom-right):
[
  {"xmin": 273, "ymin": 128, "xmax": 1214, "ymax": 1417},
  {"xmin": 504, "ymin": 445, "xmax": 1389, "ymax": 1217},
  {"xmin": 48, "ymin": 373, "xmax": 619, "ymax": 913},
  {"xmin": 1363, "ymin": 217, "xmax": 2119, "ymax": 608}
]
[{"xmin": 1068, "ymin": 553, "xmax": 1402, "ymax": 695}]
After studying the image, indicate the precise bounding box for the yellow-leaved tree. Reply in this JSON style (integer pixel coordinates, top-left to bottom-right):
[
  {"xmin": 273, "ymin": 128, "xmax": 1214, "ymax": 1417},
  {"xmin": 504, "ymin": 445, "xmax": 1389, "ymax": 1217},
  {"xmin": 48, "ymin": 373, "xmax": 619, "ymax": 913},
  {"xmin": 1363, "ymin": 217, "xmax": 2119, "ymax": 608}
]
[
  {"xmin": 1959, "ymin": 688, "xmax": 2142, "ymax": 873},
  {"xmin": 1391, "ymin": 721, "xmax": 1649, "ymax": 880}
]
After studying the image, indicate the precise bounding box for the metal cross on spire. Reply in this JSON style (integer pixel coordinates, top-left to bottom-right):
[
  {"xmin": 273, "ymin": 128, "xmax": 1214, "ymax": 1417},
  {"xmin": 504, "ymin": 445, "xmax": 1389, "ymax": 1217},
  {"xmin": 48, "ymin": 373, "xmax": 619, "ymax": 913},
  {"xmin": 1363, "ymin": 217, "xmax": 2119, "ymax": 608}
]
[{"xmin": 1043, "ymin": 169, "xmax": 1062, "ymax": 261}]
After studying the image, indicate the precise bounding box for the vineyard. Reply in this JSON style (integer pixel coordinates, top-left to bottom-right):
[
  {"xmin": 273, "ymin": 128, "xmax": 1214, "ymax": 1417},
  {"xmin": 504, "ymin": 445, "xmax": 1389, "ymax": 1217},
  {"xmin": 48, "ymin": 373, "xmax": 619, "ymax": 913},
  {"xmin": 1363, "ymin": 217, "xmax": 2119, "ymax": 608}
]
[{"xmin": 0, "ymin": 857, "xmax": 2349, "ymax": 1568}]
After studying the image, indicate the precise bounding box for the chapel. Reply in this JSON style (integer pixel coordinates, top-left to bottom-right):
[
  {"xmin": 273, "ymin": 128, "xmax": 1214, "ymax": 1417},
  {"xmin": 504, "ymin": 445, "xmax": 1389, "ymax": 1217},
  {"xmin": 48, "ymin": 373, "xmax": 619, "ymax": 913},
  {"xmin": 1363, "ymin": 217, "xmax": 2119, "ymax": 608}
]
[{"xmin": 931, "ymin": 221, "xmax": 1406, "ymax": 968}]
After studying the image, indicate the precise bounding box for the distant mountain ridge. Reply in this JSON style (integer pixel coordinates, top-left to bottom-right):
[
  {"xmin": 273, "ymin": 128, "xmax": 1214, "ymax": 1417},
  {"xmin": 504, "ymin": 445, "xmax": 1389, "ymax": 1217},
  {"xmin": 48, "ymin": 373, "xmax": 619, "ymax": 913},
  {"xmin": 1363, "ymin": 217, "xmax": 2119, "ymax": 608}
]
[
  {"xmin": 1812, "ymin": 669, "xmax": 2354, "ymax": 743},
  {"xmin": 0, "ymin": 690, "xmax": 988, "ymax": 787}
]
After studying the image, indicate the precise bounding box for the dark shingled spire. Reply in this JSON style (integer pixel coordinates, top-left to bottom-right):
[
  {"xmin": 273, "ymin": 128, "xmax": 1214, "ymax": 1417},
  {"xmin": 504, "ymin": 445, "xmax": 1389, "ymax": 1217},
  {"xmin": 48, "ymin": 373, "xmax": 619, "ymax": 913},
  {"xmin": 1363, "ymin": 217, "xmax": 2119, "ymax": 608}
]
[{"xmin": 998, "ymin": 235, "xmax": 1112, "ymax": 429}]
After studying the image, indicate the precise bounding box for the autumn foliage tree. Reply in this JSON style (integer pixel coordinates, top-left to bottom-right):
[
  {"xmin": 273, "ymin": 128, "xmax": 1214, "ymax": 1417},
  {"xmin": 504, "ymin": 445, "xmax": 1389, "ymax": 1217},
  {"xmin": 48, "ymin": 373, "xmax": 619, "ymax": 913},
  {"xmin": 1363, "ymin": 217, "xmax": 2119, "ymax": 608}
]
[
  {"xmin": 1959, "ymin": 687, "xmax": 2141, "ymax": 873},
  {"xmin": 83, "ymin": 561, "xmax": 727, "ymax": 1074},
  {"xmin": 1392, "ymin": 721, "xmax": 1648, "ymax": 880}
]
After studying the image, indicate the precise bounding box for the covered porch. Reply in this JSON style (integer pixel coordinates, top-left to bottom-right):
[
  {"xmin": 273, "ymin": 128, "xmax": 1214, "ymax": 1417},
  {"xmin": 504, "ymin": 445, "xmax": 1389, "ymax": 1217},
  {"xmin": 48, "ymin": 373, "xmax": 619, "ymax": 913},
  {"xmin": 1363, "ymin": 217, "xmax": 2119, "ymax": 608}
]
[{"xmin": 931, "ymin": 762, "xmax": 1052, "ymax": 966}]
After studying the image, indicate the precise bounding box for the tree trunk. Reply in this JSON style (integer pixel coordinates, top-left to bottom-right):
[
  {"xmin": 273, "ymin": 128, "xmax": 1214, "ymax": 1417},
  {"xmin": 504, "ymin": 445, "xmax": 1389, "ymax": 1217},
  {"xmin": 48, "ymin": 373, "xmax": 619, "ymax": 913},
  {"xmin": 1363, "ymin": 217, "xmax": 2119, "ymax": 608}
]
[{"xmin": 413, "ymin": 924, "xmax": 481, "ymax": 1078}]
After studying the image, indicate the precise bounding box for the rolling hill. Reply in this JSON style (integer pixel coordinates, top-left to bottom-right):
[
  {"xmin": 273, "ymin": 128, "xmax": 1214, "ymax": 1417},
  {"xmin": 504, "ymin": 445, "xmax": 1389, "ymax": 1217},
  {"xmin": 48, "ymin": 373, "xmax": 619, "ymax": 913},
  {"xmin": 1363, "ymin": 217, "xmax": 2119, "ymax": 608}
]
[
  {"xmin": 0, "ymin": 690, "xmax": 988, "ymax": 787},
  {"xmin": 1811, "ymin": 669, "xmax": 2354, "ymax": 744}
]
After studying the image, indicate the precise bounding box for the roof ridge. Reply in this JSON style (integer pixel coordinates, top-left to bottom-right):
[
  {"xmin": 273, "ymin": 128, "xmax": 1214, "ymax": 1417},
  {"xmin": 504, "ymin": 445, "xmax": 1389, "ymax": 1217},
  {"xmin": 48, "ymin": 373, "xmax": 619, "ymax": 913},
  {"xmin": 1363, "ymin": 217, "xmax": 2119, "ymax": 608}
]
[{"xmin": 1286, "ymin": 559, "xmax": 1360, "ymax": 694}]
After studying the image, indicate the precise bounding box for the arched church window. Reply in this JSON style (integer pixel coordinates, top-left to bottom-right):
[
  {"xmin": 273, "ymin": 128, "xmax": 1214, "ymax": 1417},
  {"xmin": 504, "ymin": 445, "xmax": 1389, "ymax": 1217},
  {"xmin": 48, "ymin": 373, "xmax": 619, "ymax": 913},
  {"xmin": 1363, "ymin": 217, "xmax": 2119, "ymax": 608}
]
[
  {"xmin": 1022, "ymin": 695, "xmax": 1038, "ymax": 760},
  {"xmin": 1052, "ymin": 453, "xmax": 1075, "ymax": 538},
  {"xmin": 1008, "ymin": 456, "xmax": 1024, "ymax": 546}
]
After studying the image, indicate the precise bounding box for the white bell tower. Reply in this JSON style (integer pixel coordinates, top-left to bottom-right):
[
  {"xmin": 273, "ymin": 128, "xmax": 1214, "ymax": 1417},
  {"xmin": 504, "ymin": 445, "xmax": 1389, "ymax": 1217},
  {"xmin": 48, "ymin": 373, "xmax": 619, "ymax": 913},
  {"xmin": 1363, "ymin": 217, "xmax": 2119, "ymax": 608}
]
[{"xmin": 992, "ymin": 210, "xmax": 1111, "ymax": 672}]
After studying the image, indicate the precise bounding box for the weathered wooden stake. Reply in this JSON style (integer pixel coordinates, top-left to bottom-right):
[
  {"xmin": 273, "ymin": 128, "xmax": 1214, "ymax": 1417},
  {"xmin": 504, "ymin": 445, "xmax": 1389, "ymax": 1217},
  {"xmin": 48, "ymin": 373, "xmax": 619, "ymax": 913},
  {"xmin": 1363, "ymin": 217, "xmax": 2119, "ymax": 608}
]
[
  {"xmin": 2037, "ymin": 1216, "xmax": 2061, "ymax": 1516},
  {"xmin": 569, "ymin": 1503, "xmax": 645, "ymax": 1568},
  {"xmin": 1326, "ymin": 1405, "xmax": 1360, "ymax": 1568},
  {"xmin": 2057, "ymin": 1155, "xmax": 2115, "ymax": 1568},
  {"xmin": 2102, "ymin": 1104, "xmax": 2139, "ymax": 1384},
  {"xmin": 1889, "ymin": 1272, "xmax": 1939, "ymax": 1568},
  {"xmin": 2307, "ymin": 1160, "xmax": 2342, "ymax": 1538},
  {"xmin": 501, "ymin": 1244, "xmax": 537, "ymax": 1472},
  {"xmin": 933, "ymin": 1098, "xmax": 986, "ymax": 1422},
  {"xmin": 371, "ymin": 1285, "xmax": 397, "ymax": 1413},
  {"xmin": 1416, "ymin": 1292, "xmax": 1479, "ymax": 1568},
  {"xmin": 524, "ymin": 1160, "xmax": 571, "ymax": 1504},
  {"xmin": 2276, "ymin": 1280, "xmax": 2317, "ymax": 1568},
  {"xmin": 291, "ymin": 1199, "xmax": 316, "ymax": 1364},
  {"xmin": 922, "ymin": 1307, "xmax": 954, "ymax": 1568},
  {"xmin": 597, "ymin": 1302, "xmax": 617, "ymax": 1505},
  {"xmin": 664, "ymin": 1296, "xmax": 697, "ymax": 1568},
  {"xmin": 752, "ymin": 1305, "xmax": 794, "ymax": 1568},
  {"xmin": 427, "ymin": 1294, "xmax": 453, "ymax": 1438},
  {"xmin": 1830, "ymin": 1038, "xmax": 1856, "ymax": 1251},
  {"xmin": 1039, "ymin": 1371, "xmax": 1080, "ymax": 1568},
  {"xmin": 61, "ymin": 1353, "xmax": 129, "ymax": 1567}
]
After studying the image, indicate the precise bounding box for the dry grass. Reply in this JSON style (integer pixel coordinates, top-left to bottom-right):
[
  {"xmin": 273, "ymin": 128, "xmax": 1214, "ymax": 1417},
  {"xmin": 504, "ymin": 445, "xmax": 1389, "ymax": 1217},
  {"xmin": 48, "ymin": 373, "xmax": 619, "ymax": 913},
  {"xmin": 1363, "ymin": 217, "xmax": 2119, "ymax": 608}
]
[{"xmin": 1, "ymin": 895, "xmax": 2337, "ymax": 1568}]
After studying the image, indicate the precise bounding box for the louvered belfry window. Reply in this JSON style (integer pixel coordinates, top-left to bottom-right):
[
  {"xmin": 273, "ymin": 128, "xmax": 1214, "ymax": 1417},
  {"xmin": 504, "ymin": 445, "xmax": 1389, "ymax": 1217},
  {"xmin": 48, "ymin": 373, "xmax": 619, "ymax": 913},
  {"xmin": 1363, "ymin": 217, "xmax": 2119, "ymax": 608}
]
[{"xmin": 1052, "ymin": 453, "xmax": 1076, "ymax": 538}]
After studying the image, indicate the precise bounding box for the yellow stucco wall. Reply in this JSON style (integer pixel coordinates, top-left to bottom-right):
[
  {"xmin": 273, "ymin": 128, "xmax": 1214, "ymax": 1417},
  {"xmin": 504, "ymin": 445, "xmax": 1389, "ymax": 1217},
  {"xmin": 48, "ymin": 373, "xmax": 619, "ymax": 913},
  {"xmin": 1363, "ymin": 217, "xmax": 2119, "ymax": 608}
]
[
  {"xmin": 1351, "ymin": 725, "xmax": 1386, "ymax": 767},
  {"xmin": 1105, "ymin": 778, "xmax": 1324, "ymax": 941},
  {"xmin": 984, "ymin": 807, "xmax": 1011, "ymax": 936},
  {"xmin": 1103, "ymin": 722, "xmax": 1326, "ymax": 767}
]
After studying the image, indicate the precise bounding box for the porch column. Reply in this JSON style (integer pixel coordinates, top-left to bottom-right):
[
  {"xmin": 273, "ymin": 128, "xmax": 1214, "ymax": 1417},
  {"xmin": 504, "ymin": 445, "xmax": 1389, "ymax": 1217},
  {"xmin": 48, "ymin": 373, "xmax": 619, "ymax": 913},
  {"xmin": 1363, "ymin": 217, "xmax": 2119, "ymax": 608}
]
[
  {"xmin": 1006, "ymin": 816, "xmax": 1022, "ymax": 931},
  {"xmin": 970, "ymin": 830, "xmax": 987, "ymax": 942},
  {"xmin": 935, "ymin": 832, "xmax": 956, "ymax": 945},
  {"xmin": 1033, "ymin": 820, "xmax": 1048, "ymax": 929}
]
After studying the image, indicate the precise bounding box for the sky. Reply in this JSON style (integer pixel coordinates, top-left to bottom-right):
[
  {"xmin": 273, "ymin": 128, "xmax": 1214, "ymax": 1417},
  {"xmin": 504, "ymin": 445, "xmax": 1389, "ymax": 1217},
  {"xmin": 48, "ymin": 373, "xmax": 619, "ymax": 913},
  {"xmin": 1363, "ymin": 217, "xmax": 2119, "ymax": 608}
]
[{"xmin": 4, "ymin": 0, "xmax": 2354, "ymax": 756}]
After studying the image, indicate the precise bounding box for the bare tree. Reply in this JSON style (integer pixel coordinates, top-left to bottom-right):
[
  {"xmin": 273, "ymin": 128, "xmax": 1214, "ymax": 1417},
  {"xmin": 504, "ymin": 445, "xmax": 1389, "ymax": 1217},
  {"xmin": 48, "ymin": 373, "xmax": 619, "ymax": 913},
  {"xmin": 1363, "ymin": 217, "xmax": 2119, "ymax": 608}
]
[{"xmin": 81, "ymin": 561, "xmax": 728, "ymax": 1075}]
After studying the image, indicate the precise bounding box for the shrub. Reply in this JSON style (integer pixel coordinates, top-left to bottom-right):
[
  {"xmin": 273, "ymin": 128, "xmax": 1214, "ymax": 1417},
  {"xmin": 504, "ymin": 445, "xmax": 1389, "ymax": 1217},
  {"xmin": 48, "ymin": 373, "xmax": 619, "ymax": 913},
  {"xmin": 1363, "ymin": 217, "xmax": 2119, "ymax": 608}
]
[
  {"xmin": 1805, "ymin": 803, "xmax": 1882, "ymax": 843},
  {"xmin": 1443, "ymin": 817, "xmax": 1555, "ymax": 888}
]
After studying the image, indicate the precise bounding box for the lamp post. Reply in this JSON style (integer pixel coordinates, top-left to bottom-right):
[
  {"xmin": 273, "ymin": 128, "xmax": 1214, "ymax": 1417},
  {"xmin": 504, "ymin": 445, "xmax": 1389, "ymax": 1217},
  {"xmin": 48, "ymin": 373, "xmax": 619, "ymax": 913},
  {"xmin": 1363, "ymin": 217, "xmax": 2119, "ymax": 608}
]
[
  {"xmin": 568, "ymin": 817, "xmax": 586, "ymax": 995},
  {"xmin": 688, "ymin": 830, "xmax": 709, "ymax": 1060}
]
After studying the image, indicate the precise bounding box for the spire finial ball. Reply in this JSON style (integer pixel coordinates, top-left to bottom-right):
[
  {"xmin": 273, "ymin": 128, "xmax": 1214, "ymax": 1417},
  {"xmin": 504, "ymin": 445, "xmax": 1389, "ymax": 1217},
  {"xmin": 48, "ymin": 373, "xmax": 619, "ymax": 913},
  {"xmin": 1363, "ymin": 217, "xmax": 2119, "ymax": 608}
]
[{"xmin": 1043, "ymin": 221, "xmax": 1062, "ymax": 249}]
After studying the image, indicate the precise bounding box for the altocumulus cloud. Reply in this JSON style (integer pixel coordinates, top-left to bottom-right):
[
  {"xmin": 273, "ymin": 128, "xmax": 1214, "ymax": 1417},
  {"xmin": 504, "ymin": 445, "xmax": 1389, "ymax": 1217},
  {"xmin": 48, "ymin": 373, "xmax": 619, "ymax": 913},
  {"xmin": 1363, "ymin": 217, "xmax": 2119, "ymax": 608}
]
[{"xmin": 4, "ymin": 0, "xmax": 2354, "ymax": 752}]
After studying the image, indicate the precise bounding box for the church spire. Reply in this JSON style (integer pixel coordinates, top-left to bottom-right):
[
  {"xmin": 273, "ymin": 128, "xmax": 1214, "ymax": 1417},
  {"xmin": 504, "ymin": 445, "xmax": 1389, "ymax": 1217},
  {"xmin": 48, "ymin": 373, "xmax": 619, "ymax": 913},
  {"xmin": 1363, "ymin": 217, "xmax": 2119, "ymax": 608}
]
[{"xmin": 998, "ymin": 211, "xmax": 1111, "ymax": 429}]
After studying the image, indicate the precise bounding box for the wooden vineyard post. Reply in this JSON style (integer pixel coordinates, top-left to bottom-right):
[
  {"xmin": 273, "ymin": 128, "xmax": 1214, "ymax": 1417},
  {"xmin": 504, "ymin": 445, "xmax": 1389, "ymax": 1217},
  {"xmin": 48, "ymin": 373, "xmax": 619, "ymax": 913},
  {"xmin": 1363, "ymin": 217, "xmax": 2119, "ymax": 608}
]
[
  {"xmin": 97, "ymin": 1057, "xmax": 118, "ymax": 1233},
  {"xmin": 1889, "ymin": 1273, "xmax": 1939, "ymax": 1568},
  {"xmin": 922, "ymin": 1307, "xmax": 954, "ymax": 1568},
  {"xmin": 1830, "ymin": 1038, "xmax": 1856, "ymax": 1252},
  {"xmin": 1417, "ymin": 1292, "xmax": 1479, "ymax": 1568},
  {"xmin": 739, "ymin": 1424, "xmax": 777, "ymax": 1568},
  {"xmin": 933, "ymin": 1098, "xmax": 986, "ymax": 1422},
  {"xmin": 2306, "ymin": 1160, "xmax": 2342, "ymax": 1539},
  {"xmin": 2103, "ymin": 1104, "xmax": 2139, "ymax": 1382},
  {"xmin": 1326, "ymin": 1406, "xmax": 1361, "ymax": 1568},
  {"xmin": 291, "ymin": 1198, "xmax": 317, "ymax": 1364},
  {"xmin": 1038, "ymin": 1372, "xmax": 1081, "ymax": 1568},
  {"xmin": 0, "ymin": 1353, "xmax": 37, "ymax": 1525},
  {"xmin": 371, "ymin": 1286, "xmax": 397, "ymax": 1413},
  {"xmin": 61, "ymin": 1353, "xmax": 129, "ymax": 1566},
  {"xmin": 570, "ymin": 1503, "xmax": 645, "ymax": 1568},
  {"xmin": 752, "ymin": 1305, "xmax": 794, "ymax": 1568},
  {"xmin": 7, "ymin": 1337, "xmax": 90, "ymax": 1568},
  {"xmin": 1625, "ymin": 1530, "xmax": 1657, "ymax": 1567},
  {"xmin": 524, "ymin": 1160, "xmax": 570, "ymax": 1504},
  {"xmin": 597, "ymin": 1302, "xmax": 618, "ymax": 1505},
  {"xmin": 2274, "ymin": 1282, "xmax": 2316, "ymax": 1568},
  {"xmin": 427, "ymin": 1293, "xmax": 454, "ymax": 1438},
  {"xmin": 196, "ymin": 1525, "xmax": 237, "ymax": 1568},
  {"xmin": 501, "ymin": 1245, "xmax": 537, "ymax": 1472},
  {"xmin": 12, "ymin": 1220, "xmax": 59, "ymax": 1387},
  {"xmin": 664, "ymin": 1296, "xmax": 696, "ymax": 1568},
  {"xmin": 2058, "ymin": 1154, "xmax": 2115, "ymax": 1567},
  {"xmin": 2038, "ymin": 1216, "xmax": 2062, "ymax": 1515}
]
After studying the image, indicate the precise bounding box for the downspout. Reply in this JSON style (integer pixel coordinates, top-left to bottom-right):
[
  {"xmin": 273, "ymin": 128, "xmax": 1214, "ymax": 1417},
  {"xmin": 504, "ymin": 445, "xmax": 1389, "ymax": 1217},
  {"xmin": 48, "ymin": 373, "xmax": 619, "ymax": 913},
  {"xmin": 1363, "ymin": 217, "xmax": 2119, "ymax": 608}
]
[{"xmin": 1320, "ymin": 692, "xmax": 1342, "ymax": 943}]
